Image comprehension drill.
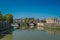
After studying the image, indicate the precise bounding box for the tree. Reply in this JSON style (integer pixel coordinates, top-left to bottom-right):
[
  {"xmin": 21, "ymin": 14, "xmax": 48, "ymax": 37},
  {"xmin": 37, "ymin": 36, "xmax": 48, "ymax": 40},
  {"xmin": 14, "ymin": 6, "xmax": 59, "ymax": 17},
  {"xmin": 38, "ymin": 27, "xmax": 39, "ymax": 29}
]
[
  {"xmin": 41, "ymin": 20, "xmax": 46, "ymax": 23},
  {"xmin": 24, "ymin": 18, "xmax": 29, "ymax": 23},
  {"xmin": 0, "ymin": 11, "xmax": 3, "ymax": 21},
  {"xmin": 5, "ymin": 13, "xmax": 13, "ymax": 23},
  {"xmin": 3, "ymin": 16, "xmax": 6, "ymax": 21},
  {"xmin": 24, "ymin": 18, "xmax": 35, "ymax": 23},
  {"xmin": 29, "ymin": 18, "xmax": 34, "ymax": 23}
]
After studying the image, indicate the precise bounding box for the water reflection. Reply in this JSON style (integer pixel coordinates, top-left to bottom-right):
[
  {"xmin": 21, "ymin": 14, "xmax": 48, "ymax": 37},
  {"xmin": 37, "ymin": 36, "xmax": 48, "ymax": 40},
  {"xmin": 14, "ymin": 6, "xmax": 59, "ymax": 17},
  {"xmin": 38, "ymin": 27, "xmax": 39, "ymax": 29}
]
[
  {"xmin": 16, "ymin": 26, "xmax": 60, "ymax": 35},
  {"xmin": 0, "ymin": 26, "xmax": 60, "ymax": 40},
  {"xmin": 13, "ymin": 27, "xmax": 60, "ymax": 40},
  {"xmin": 37, "ymin": 26, "xmax": 44, "ymax": 31},
  {"xmin": 45, "ymin": 28, "xmax": 60, "ymax": 35}
]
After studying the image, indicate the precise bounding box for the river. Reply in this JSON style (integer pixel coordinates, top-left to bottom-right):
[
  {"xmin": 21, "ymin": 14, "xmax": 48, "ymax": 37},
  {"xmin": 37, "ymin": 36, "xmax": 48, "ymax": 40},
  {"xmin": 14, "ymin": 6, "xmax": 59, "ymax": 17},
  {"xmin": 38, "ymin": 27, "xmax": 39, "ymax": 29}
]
[{"xmin": 0, "ymin": 27, "xmax": 60, "ymax": 40}]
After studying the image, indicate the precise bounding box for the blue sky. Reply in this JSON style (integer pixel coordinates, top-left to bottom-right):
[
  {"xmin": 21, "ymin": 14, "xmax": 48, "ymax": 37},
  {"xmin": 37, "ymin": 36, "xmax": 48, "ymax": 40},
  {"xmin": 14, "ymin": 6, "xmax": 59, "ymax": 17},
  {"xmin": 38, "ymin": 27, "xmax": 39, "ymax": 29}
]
[{"xmin": 0, "ymin": 0, "xmax": 60, "ymax": 19}]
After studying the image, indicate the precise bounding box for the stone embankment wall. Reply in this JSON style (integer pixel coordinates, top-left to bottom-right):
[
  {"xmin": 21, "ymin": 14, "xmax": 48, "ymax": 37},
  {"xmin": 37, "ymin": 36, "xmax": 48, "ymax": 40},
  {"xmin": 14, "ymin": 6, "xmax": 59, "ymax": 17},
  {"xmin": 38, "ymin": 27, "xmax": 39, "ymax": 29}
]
[
  {"xmin": 0, "ymin": 21, "xmax": 10, "ymax": 32},
  {"xmin": 44, "ymin": 23, "xmax": 60, "ymax": 28}
]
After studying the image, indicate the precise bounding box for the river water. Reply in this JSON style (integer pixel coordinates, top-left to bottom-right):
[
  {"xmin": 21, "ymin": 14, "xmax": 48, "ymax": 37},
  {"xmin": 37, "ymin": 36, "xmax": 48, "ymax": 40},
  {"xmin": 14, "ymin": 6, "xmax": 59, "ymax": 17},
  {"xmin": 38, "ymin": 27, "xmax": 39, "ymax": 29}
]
[{"xmin": 0, "ymin": 27, "xmax": 60, "ymax": 40}]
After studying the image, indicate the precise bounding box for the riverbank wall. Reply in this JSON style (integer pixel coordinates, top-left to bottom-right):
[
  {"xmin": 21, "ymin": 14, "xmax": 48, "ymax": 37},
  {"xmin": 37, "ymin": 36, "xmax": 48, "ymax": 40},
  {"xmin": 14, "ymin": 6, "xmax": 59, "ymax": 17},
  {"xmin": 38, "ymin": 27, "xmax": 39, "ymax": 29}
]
[
  {"xmin": 0, "ymin": 21, "xmax": 11, "ymax": 34},
  {"xmin": 44, "ymin": 23, "xmax": 60, "ymax": 28}
]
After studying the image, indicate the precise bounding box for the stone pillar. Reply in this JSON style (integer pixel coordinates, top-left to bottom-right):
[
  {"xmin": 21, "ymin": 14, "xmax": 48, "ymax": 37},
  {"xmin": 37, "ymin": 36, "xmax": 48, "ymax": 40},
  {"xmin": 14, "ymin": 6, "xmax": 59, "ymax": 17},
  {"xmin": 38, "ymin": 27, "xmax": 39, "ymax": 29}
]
[{"xmin": 0, "ymin": 21, "xmax": 3, "ymax": 31}]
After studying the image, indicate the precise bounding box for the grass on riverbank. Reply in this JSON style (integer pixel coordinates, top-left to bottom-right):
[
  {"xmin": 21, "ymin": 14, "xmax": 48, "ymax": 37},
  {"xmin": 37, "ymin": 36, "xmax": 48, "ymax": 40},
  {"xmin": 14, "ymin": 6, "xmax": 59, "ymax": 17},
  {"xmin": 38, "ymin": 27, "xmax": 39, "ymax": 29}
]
[
  {"xmin": 44, "ymin": 26, "xmax": 60, "ymax": 30},
  {"xmin": 53, "ymin": 28, "xmax": 60, "ymax": 30}
]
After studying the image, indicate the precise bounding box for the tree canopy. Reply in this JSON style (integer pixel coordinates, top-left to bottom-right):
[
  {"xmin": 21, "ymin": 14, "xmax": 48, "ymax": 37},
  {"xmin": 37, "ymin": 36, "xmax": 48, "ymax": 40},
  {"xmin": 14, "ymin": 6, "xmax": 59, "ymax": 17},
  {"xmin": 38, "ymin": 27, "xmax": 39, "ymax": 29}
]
[
  {"xmin": 41, "ymin": 20, "xmax": 46, "ymax": 23},
  {"xmin": 0, "ymin": 11, "xmax": 13, "ymax": 23},
  {"xmin": 5, "ymin": 13, "xmax": 13, "ymax": 23},
  {"xmin": 0, "ymin": 11, "xmax": 3, "ymax": 21},
  {"xmin": 24, "ymin": 18, "xmax": 34, "ymax": 23}
]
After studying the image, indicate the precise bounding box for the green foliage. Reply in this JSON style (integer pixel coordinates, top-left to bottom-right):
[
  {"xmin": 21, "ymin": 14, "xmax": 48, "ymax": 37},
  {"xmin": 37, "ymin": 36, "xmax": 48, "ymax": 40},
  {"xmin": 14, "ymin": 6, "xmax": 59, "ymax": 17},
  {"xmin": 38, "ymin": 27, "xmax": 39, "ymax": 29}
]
[
  {"xmin": 3, "ymin": 16, "xmax": 6, "ymax": 21},
  {"xmin": 41, "ymin": 20, "xmax": 46, "ymax": 23},
  {"xmin": 24, "ymin": 18, "xmax": 34, "ymax": 23},
  {"xmin": 24, "ymin": 18, "xmax": 29, "ymax": 23},
  {"xmin": 0, "ymin": 11, "xmax": 13, "ymax": 23},
  {"xmin": 5, "ymin": 13, "xmax": 13, "ymax": 23},
  {"xmin": 0, "ymin": 11, "xmax": 3, "ymax": 21}
]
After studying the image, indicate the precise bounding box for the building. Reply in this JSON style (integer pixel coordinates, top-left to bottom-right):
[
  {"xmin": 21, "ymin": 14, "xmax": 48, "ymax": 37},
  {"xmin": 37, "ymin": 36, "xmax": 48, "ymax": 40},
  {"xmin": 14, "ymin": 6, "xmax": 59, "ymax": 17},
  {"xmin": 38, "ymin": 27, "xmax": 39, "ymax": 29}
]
[
  {"xmin": 46, "ymin": 17, "xmax": 58, "ymax": 23},
  {"xmin": 58, "ymin": 20, "xmax": 60, "ymax": 23},
  {"xmin": 37, "ymin": 23, "xmax": 44, "ymax": 27},
  {"xmin": 35, "ymin": 19, "xmax": 40, "ymax": 23},
  {"xmin": 15, "ymin": 18, "xmax": 23, "ymax": 23},
  {"xmin": 35, "ymin": 19, "xmax": 44, "ymax": 27}
]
